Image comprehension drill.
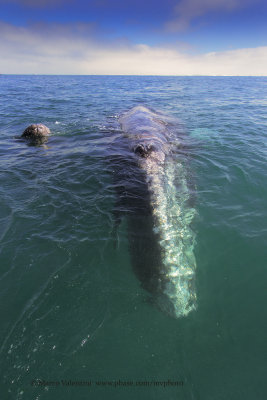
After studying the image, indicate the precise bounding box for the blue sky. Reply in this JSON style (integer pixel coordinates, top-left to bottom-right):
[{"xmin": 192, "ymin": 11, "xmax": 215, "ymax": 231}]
[{"xmin": 0, "ymin": 0, "xmax": 266, "ymax": 74}]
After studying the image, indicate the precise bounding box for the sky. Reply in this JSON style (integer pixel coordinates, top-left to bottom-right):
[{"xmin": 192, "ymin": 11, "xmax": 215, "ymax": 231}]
[{"xmin": 0, "ymin": 0, "xmax": 267, "ymax": 75}]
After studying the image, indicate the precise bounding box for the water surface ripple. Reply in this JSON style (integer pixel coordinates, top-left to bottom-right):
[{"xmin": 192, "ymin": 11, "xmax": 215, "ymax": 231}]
[{"xmin": 0, "ymin": 75, "xmax": 266, "ymax": 400}]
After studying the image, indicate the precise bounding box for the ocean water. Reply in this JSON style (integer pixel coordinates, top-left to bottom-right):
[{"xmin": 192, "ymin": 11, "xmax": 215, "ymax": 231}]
[{"xmin": 0, "ymin": 75, "xmax": 266, "ymax": 400}]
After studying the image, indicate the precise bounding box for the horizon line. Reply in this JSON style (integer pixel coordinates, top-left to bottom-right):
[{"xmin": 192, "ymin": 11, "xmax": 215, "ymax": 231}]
[{"xmin": 1, "ymin": 74, "xmax": 267, "ymax": 77}]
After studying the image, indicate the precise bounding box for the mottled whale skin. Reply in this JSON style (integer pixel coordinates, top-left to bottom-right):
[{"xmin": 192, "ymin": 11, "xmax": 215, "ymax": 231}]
[
  {"xmin": 115, "ymin": 106, "xmax": 197, "ymax": 318},
  {"xmin": 22, "ymin": 124, "xmax": 50, "ymax": 138}
]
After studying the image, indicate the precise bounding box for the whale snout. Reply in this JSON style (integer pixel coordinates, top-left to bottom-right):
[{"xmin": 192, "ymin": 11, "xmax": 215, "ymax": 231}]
[{"xmin": 22, "ymin": 124, "xmax": 50, "ymax": 139}]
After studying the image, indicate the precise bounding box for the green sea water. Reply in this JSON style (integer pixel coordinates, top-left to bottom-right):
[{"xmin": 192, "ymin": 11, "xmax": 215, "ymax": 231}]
[{"xmin": 0, "ymin": 75, "xmax": 266, "ymax": 400}]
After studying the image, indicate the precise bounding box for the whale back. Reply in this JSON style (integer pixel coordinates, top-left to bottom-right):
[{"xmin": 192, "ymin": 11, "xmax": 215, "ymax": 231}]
[{"xmin": 117, "ymin": 106, "xmax": 197, "ymax": 318}]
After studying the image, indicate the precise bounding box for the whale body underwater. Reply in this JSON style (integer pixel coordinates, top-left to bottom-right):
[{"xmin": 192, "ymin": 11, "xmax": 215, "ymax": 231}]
[{"xmin": 112, "ymin": 106, "xmax": 197, "ymax": 318}]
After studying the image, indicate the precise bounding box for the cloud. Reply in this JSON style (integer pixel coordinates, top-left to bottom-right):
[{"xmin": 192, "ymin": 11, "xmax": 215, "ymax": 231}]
[
  {"xmin": 0, "ymin": 21, "xmax": 266, "ymax": 75},
  {"xmin": 0, "ymin": 21, "xmax": 97, "ymax": 57},
  {"xmin": 0, "ymin": 0, "xmax": 70, "ymax": 7},
  {"xmin": 165, "ymin": 0, "xmax": 255, "ymax": 32}
]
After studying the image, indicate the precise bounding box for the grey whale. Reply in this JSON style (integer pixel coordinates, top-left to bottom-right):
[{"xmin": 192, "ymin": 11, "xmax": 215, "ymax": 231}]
[
  {"xmin": 113, "ymin": 106, "xmax": 197, "ymax": 318},
  {"xmin": 22, "ymin": 124, "xmax": 50, "ymax": 138}
]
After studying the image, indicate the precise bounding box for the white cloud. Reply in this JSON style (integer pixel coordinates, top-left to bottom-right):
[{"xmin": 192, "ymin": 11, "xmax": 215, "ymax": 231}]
[
  {"xmin": 0, "ymin": 22, "xmax": 266, "ymax": 75},
  {"xmin": 166, "ymin": 0, "xmax": 256, "ymax": 32}
]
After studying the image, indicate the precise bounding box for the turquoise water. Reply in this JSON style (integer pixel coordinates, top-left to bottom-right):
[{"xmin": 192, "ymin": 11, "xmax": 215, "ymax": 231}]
[{"xmin": 0, "ymin": 75, "xmax": 266, "ymax": 400}]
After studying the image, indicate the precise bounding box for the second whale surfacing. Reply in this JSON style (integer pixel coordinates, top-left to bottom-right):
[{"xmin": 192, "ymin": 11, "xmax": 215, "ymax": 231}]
[{"xmin": 113, "ymin": 106, "xmax": 197, "ymax": 318}]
